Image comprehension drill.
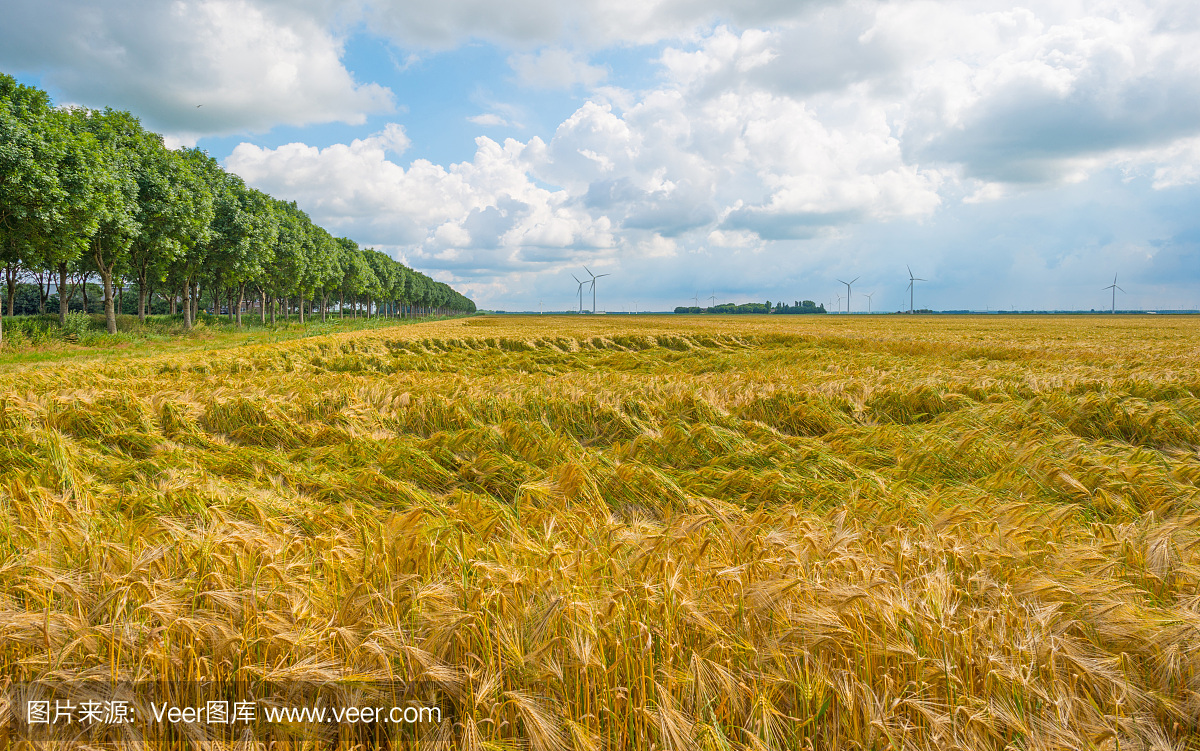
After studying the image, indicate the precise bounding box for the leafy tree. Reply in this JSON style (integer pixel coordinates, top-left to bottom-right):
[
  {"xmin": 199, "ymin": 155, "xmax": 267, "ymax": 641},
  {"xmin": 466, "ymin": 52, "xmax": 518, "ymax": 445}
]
[
  {"xmin": 128, "ymin": 139, "xmax": 214, "ymax": 322},
  {"xmin": 1, "ymin": 75, "xmax": 476, "ymax": 339},
  {"xmin": 308, "ymin": 226, "xmax": 340, "ymax": 321},
  {"xmin": 264, "ymin": 200, "xmax": 309, "ymax": 322},
  {"xmin": 1, "ymin": 73, "xmax": 68, "ymax": 342},
  {"xmin": 161, "ymin": 150, "xmax": 223, "ymax": 328},
  {"xmin": 73, "ymin": 107, "xmax": 142, "ymax": 334},
  {"xmin": 227, "ymin": 187, "xmax": 276, "ymax": 327},
  {"xmin": 336, "ymin": 239, "xmax": 375, "ymax": 318},
  {"xmin": 296, "ymin": 222, "xmax": 337, "ymax": 324}
]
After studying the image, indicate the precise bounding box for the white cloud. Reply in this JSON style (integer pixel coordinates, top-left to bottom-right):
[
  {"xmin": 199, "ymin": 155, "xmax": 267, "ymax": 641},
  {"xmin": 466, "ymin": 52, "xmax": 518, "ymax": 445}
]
[
  {"xmin": 637, "ymin": 234, "xmax": 678, "ymax": 258},
  {"xmin": 468, "ymin": 113, "xmax": 511, "ymax": 127},
  {"xmin": 509, "ymin": 48, "xmax": 608, "ymax": 89},
  {"xmin": 362, "ymin": 0, "xmax": 820, "ymax": 48},
  {"xmin": 0, "ymin": 0, "xmax": 393, "ymax": 143},
  {"xmin": 1149, "ymin": 139, "xmax": 1200, "ymax": 189},
  {"xmin": 875, "ymin": 0, "xmax": 1200, "ymax": 184},
  {"xmin": 17, "ymin": 0, "xmax": 1187, "ymax": 309},
  {"xmin": 225, "ymin": 126, "xmax": 616, "ymax": 265}
]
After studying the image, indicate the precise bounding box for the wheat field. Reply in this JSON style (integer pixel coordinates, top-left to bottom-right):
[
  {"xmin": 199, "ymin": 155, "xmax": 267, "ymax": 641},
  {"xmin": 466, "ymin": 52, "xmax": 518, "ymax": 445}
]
[{"xmin": 1, "ymin": 314, "xmax": 1199, "ymax": 750}]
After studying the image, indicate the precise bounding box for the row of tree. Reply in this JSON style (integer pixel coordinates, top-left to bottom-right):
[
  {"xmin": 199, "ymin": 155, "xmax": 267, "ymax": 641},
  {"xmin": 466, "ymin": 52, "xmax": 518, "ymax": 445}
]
[
  {"xmin": 674, "ymin": 300, "xmax": 827, "ymax": 314},
  {"xmin": 0, "ymin": 73, "xmax": 474, "ymax": 344}
]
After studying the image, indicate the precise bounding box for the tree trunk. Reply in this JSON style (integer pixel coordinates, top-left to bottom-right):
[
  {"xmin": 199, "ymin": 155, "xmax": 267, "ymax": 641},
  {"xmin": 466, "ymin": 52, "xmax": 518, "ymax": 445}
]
[
  {"xmin": 269, "ymin": 295, "xmax": 275, "ymax": 325},
  {"xmin": 136, "ymin": 266, "xmax": 149, "ymax": 322},
  {"xmin": 260, "ymin": 288, "xmax": 266, "ymax": 324},
  {"xmin": 100, "ymin": 270, "xmax": 116, "ymax": 334},
  {"xmin": 298, "ymin": 293, "xmax": 305, "ymax": 324},
  {"xmin": 58, "ymin": 263, "xmax": 70, "ymax": 326},
  {"xmin": 0, "ymin": 262, "xmax": 8, "ymax": 348},
  {"xmin": 321, "ymin": 286, "xmax": 327, "ymax": 322},
  {"xmin": 36, "ymin": 271, "xmax": 48, "ymax": 315},
  {"xmin": 183, "ymin": 285, "xmax": 193, "ymax": 330},
  {"xmin": 339, "ymin": 289, "xmax": 344, "ymax": 319},
  {"xmin": 235, "ymin": 284, "xmax": 245, "ymax": 328},
  {"xmin": 93, "ymin": 242, "xmax": 118, "ymax": 335},
  {"xmin": 5, "ymin": 263, "xmax": 17, "ymax": 317}
]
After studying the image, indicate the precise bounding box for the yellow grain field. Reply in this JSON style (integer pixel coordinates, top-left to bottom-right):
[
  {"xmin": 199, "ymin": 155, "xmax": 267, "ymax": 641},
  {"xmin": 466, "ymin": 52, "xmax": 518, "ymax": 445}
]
[{"xmin": 2, "ymin": 314, "xmax": 1199, "ymax": 750}]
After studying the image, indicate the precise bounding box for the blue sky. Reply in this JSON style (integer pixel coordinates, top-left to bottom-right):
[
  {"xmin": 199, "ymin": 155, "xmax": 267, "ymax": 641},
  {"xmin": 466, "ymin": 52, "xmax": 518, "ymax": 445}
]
[{"xmin": 3, "ymin": 0, "xmax": 1198, "ymax": 311}]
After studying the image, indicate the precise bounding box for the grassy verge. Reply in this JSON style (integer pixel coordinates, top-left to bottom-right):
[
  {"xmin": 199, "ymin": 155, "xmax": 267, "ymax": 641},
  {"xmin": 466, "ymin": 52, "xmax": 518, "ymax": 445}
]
[{"xmin": 0, "ymin": 311, "xmax": 470, "ymax": 369}]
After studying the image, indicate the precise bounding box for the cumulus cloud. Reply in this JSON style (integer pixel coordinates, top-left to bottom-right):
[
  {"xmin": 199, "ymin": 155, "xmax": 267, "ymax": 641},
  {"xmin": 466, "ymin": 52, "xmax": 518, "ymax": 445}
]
[
  {"xmin": 509, "ymin": 48, "xmax": 608, "ymax": 89},
  {"xmin": 225, "ymin": 125, "xmax": 616, "ymax": 271},
  {"xmin": 15, "ymin": 0, "xmax": 1190, "ymax": 308},
  {"xmin": 0, "ymin": 0, "xmax": 393, "ymax": 143},
  {"xmin": 1144, "ymin": 137, "xmax": 1200, "ymax": 189},
  {"xmin": 876, "ymin": 1, "xmax": 1200, "ymax": 185},
  {"xmin": 362, "ymin": 0, "xmax": 824, "ymax": 48},
  {"xmin": 240, "ymin": 0, "xmax": 1200, "ymax": 310}
]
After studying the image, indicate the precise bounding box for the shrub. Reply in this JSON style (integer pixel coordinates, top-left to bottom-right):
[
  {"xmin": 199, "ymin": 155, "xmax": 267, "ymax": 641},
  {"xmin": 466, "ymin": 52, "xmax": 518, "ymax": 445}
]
[{"xmin": 61, "ymin": 311, "xmax": 92, "ymax": 339}]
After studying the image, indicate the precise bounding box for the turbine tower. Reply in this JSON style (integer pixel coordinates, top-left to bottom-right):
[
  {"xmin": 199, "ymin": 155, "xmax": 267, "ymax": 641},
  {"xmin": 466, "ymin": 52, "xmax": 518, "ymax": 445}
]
[
  {"xmin": 836, "ymin": 294, "xmax": 843, "ymax": 313},
  {"xmin": 572, "ymin": 274, "xmax": 586, "ymax": 314},
  {"xmin": 907, "ymin": 265, "xmax": 926, "ymax": 314},
  {"xmin": 1103, "ymin": 273, "xmax": 1124, "ymax": 314},
  {"xmin": 709, "ymin": 290, "xmax": 717, "ymax": 308},
  {"xmin": 864, "ymin": 292, "xmax": 874, "ymax": 313},
  {"xmin": 584, "ymin": 266, "xmax": 610, "ymax": 313},
  {"xmin": 837, "ymin": 276, "xmax": 860, "ymax": 313}
]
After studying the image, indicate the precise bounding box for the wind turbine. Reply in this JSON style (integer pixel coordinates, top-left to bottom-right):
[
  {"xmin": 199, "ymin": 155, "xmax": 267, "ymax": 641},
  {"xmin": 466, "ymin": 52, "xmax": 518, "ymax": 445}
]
[
  {"xmin": 837, "ymin": 276, "xmax": 860, "ymax": 314},
  {"xmin": 864, "ymin": 292, "xmax": 874, "ymax": 313},
  {"xmin": 584, "ymin": 266, "xmax": 609, "ymax": 313},
  {"xmin": 906, "ymin": 265, "xmax": 925, "ymax": 314},
  {"xmin": 1103, "ymin": 274, "xmax": 1124, "ymax": 314},
  {"xmin": 572, "ymin": 274, "xmax": 586, "ymax": 313},
  {"xmin": 836, "ymin": 294, "xmax": 843, "ymax": 313},
  {"xmin": 709, "ymin": 290, "xmax": 717, "ymax": 308}
]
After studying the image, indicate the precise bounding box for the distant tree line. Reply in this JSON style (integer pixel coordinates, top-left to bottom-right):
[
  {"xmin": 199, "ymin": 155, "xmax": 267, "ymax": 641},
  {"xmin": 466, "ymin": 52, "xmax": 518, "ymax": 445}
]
[
  {"xmin": 0, "ymin": 73, "xmax": 475, "ymax": 345},
  {"xmin": 675, "ymin": 300, "xmax": 827, "ymax": 314}
]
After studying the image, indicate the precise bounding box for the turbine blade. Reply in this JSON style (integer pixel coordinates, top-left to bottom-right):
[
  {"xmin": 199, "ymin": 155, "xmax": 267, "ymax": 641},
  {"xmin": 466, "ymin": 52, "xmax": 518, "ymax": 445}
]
[{"xmin": 850, "ymin": 277, "xmax": 859, "ymax": 284}]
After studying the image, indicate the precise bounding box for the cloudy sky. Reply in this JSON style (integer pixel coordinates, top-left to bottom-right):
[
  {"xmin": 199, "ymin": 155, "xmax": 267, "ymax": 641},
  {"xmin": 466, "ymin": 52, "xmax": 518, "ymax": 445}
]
[{"xmin": 4, "ymin": 0, "xmax": 1199, "ymax": 311}]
